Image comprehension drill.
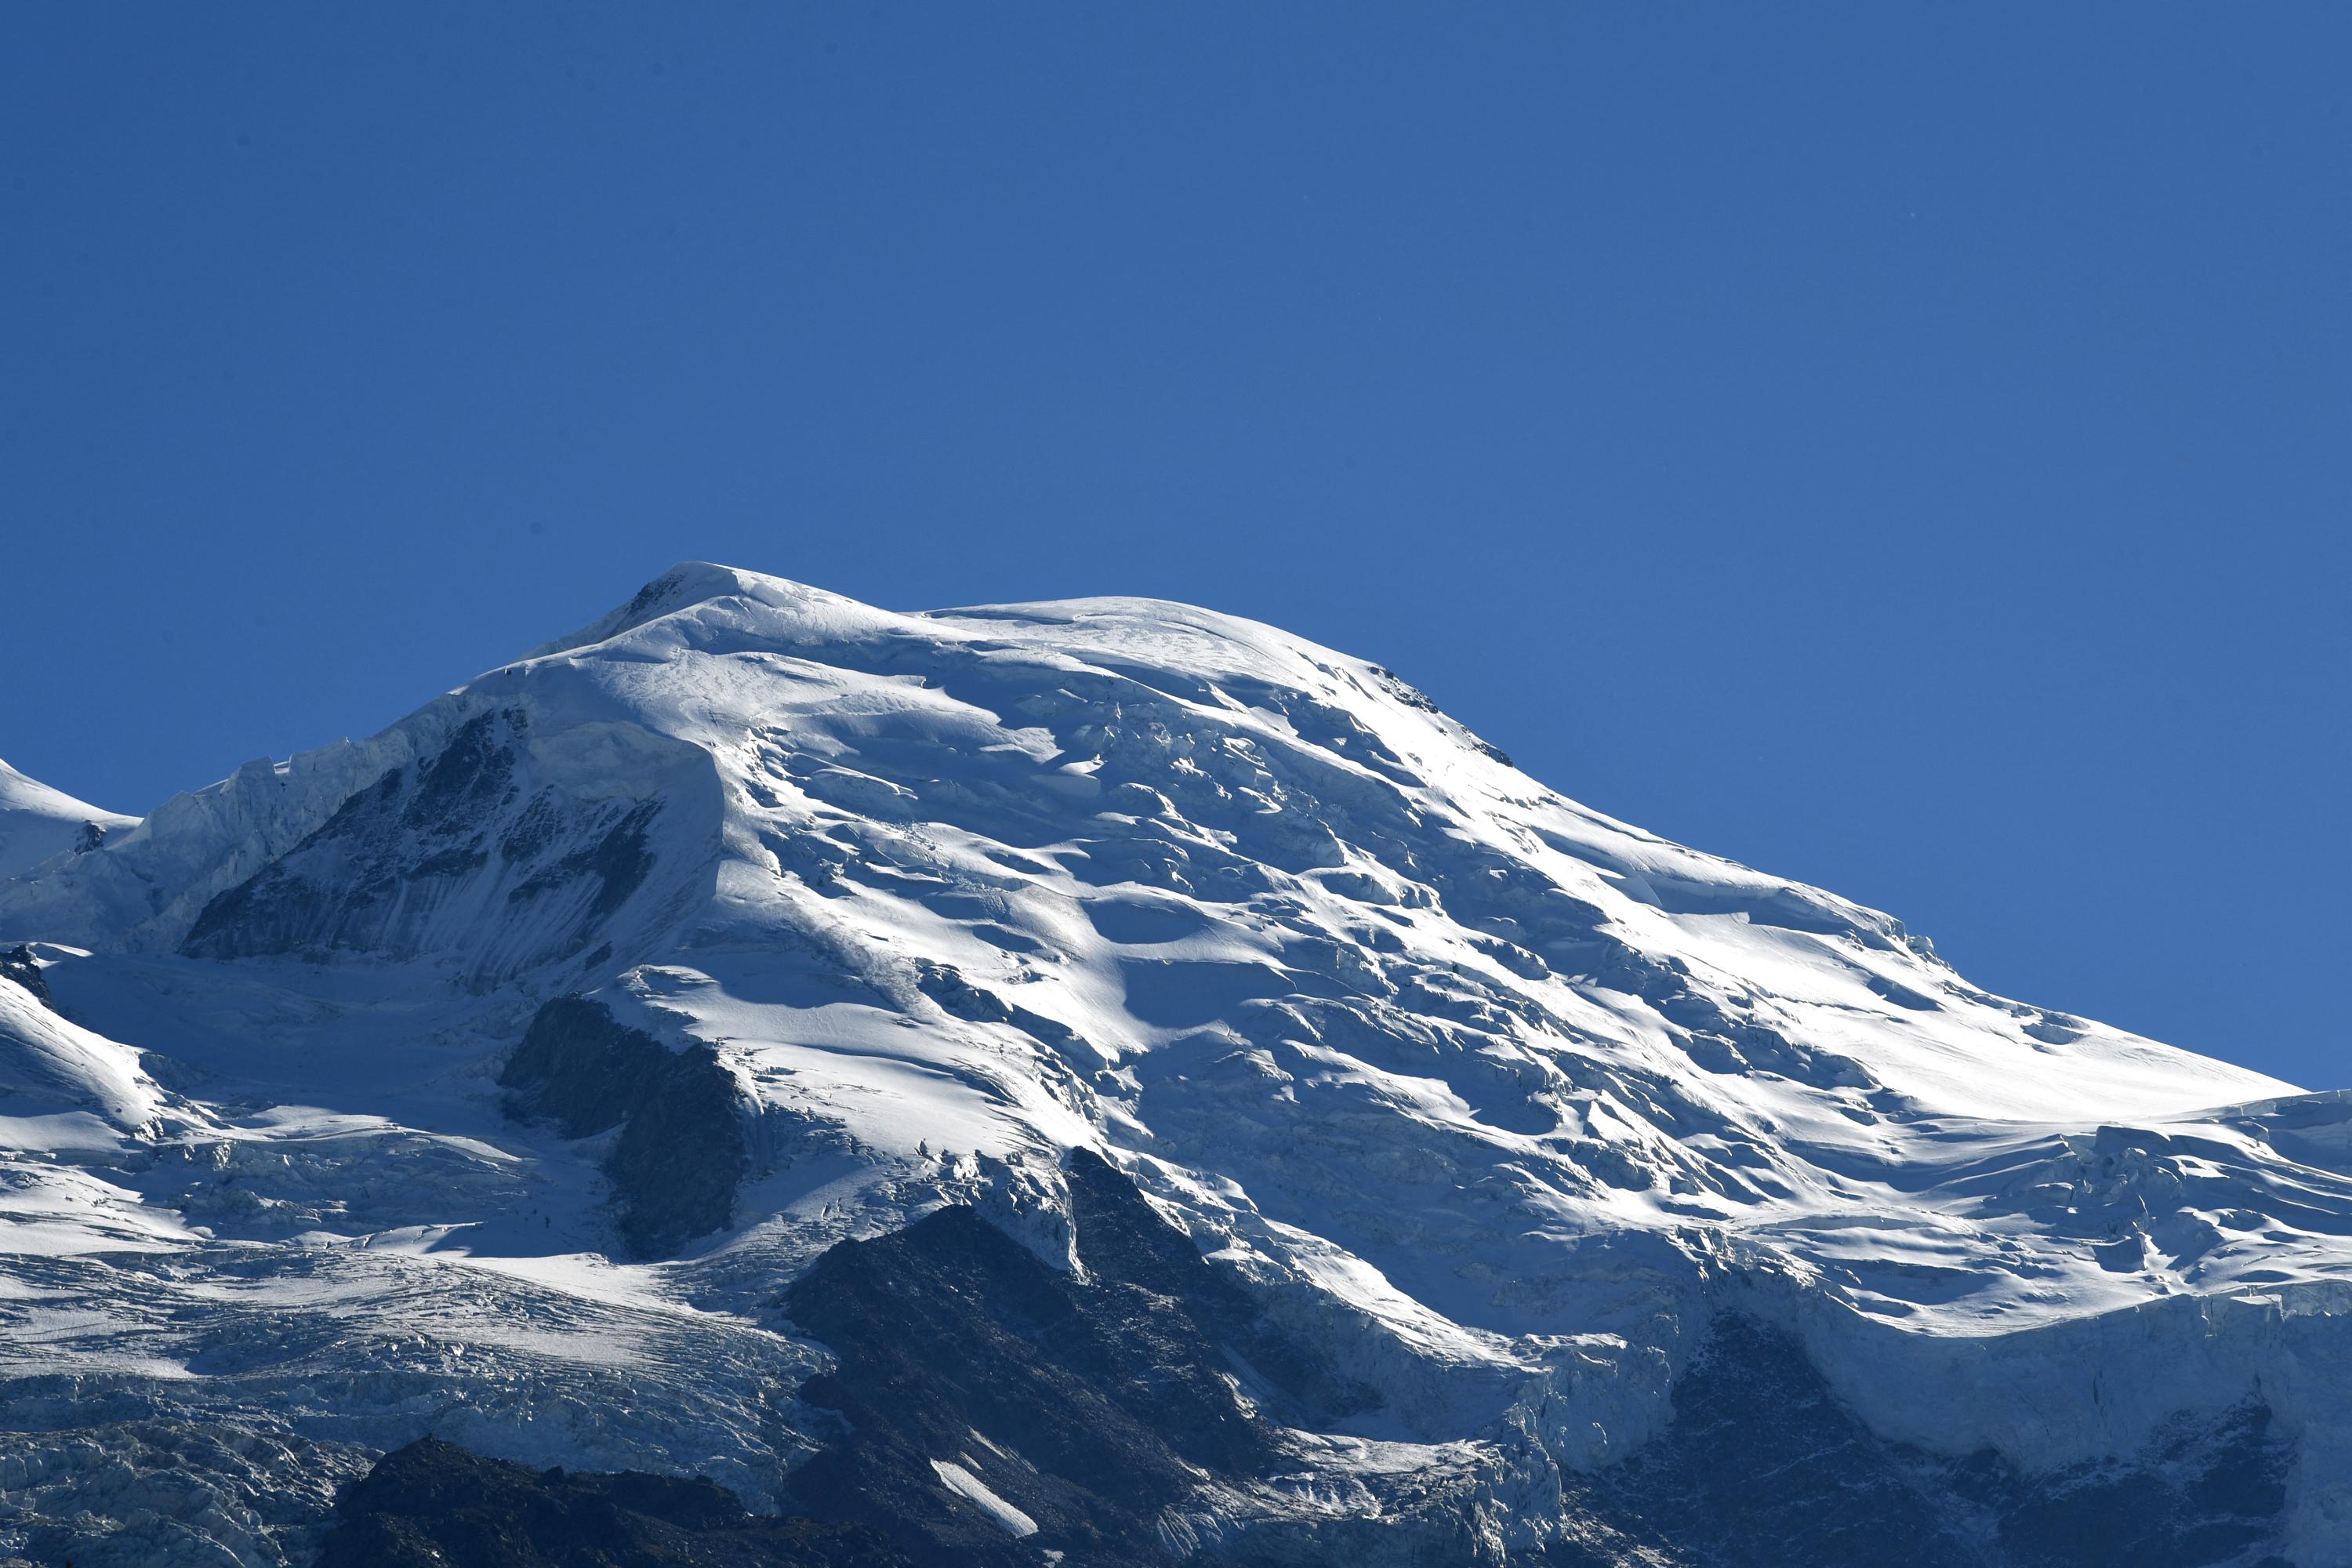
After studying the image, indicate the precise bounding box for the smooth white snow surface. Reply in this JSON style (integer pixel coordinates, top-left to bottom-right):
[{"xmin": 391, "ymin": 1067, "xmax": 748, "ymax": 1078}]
[
  {"xmin": 2, "ymin": 562, "xmax": 2348, "ymax": 1562},
  {"xmin": 0, "ymin": 758, "xmax": 134, "ymax": 881},
  {"xmin": 931, "ymin": 1457, "xmax": 1040, "ymax": 1537}
]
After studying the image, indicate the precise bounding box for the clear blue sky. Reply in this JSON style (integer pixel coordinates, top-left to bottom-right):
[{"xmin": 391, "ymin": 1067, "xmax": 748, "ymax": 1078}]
[{"xmin": 3, "ymin": 7, "xmax": 2345, "ymax": 1084}]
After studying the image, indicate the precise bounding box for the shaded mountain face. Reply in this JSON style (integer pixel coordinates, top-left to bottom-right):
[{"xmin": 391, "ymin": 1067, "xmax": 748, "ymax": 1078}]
[
  {"xmin": 316, "ymin": 1151, "xmax": 2292, "ymax": 1568},
  {"xmin": 315, "ymin": 1438, "xmax": 909, "ymax": 1568},
  {"xmin": 498, "ymin": 996, "xmax": 747, "ymax": 1258},
  {"xmin": 181, "ymin": 708, "xmax": 688, "ymax": 985},
  {"xmin": 0, "ymin": 562, "xmax": 2345, "ymax": 1566},
  {"xmin": 775, "ymin": 1149, "xmax": 1385, "ymax": 1566}
]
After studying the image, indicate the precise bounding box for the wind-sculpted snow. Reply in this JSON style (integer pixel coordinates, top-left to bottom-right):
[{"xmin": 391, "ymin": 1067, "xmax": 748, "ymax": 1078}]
[
  {"xmin": 0, "ymin": 759, "xmax": 132, "ymax": 883},
  {"xmin": 0, "ymin": 562, "xmax": 2345, "ymax": 1563}
]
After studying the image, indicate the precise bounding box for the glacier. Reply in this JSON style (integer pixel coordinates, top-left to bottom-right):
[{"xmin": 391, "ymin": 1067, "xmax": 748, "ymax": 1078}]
[{"xmin": 0, "ymin": 562, "xmax": 2344, "ymax": 1565}]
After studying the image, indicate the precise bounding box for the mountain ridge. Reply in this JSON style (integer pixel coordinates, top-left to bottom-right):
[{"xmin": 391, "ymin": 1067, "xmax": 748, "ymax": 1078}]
[
  {"xmin": 0, "ymin": 563, "xmax": 2342, "ymax": 1565},
  {"xmin": 0, "ymin": 756, "xmax": 135, "ymax": 882}
]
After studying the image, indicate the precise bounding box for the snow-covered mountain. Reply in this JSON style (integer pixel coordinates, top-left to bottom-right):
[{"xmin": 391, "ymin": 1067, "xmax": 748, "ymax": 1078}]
[
  {"xmin": 1, "ymin": 563, "xmax": 2344, "ymax": 1566},
  {"xmin": 0, "ymin": 758, "xmax": 132, "ymax": 881}
]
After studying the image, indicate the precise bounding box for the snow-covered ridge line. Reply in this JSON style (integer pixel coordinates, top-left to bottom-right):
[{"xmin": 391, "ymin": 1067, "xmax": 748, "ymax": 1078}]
[
  {"xmin": 0, "ymin": 561, "xmax": 2343, "ymax": 1563},
  {"xmin": 0, "ymin": 757, "xmax": 136, "ymax": 883}
]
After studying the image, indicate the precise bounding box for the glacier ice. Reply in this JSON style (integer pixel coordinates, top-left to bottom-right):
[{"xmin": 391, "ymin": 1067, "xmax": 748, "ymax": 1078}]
[{"xmin": 0, "ymin": 562, "xmax": 2345, "ymax": 1563}]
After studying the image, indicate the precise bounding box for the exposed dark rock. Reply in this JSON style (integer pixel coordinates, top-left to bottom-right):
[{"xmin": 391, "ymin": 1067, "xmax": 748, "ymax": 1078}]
[
  {"xmin": 0, "ymin": 942, "xmax": 54, "ymax": 1010},
  {"xmin": 1552, "ymin": 1313, "xmax": 1985, "ymax": 1566},
  {"xmin": 1059, "ymin": 1149, "xmax": 1382, "ymax": 1425},
  {"xmin": 500, "ymin": 996, "xmax": 748, "ymax": 1258},
  {"xmin": 510, "ymin": 801, "xmax": 659, "ymax": 920},
  {"xmin": 405, "ymin": 712, "xmax": 517, "ymax": 831},
  {"xmin": 784, "ymin": 1205, "xmax": 1217, "ymax": 1566},
  {"xmin": 312, "ymin": 1186, "xmax": 2296, "ymax": 1568},
  {"xmin": 1958, "ymin": 1399, "xmax": 2290, "ymax": 1567},
  {"xmin": 316, "ymin": 1436, "xmax": 909, "ymax": 1568},
  {"xmin": 181, "ymin": 709, "xmax": 659, "ymax": 975},
  {"xmin": 1548, "ymin": 1313, "xmax": 2293, "ymax": 1568},
  {"xmin": 780, "ymin": 1149, "xmax": 1385, "ymax": 1566},
  {"xmin": 608, "ymin": 1041, "xmax": 747, "ymax": 1257},
  {"xmin": 500, "ymin": 996, "xmax": 672, "ymax": 1139}
]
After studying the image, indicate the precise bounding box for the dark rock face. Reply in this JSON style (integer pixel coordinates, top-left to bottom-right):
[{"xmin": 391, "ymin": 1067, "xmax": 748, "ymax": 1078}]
[
  {"xmin": 316, "ymin": 1437, "xmax": 909, "ymax": 1568},
  {"xmin": 0, "ymin": 942, "xmax": 53, "ymax": 1010},
  {"xmin": 783, "ymin": 1205, "xmax": 1240, "ymax": 1567},
  {"xmin": 311, "ymin": 1195, "xmax": 2295, "ymax": 1568},
  {"xmin": 1058, "ymin": 1148, "xmax": 1383, "ymax": 1426},
  {"xmin": 1958, "ymin": 1400, "xmax": 2290, "ymax": 1568},
  {"xmin": 499, "ymin": 996, "xmax": 673, "ymax": 1140},
  {"xmin": 1549, "ymin": 1313, "xmax": 2293, "ymax": 1568},
  {"xmin": 604, "ymin": 1043, "xmax": 747, "ymax": 1258},
  {"xmin": 185, "ymin": 712, "xmax": 519, "ymax": 958},
  {"xmin": 181, "ymin": 710, "xmax": 659, "ymax": 978},
  {"xmin": 1552, "ymin": 1313, "xmax": 1985, "ymax": 1565},
  {"xmin": 499, "ymin": 996, "xmax": 748, "ymax": 1258},
  {"xmin": 779, "ymin": 1149, "xmax": 1371, "ymax": 1567}
]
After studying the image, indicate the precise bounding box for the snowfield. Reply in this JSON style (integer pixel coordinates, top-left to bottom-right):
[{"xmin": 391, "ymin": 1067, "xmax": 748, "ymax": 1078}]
[
  {"xmin": 1, "ymin": 562, "xmax": 2345, "ymax": 1564},
  {"xmin": 0, "ymin": 760, "xmax": 134, "ymax": 883}
]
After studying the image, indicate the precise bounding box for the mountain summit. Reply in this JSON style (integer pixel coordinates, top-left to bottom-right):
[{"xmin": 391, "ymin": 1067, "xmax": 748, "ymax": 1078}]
[{"xmin": 0, "ymin": 564, "xmax": 2343, "ymax": 1566}]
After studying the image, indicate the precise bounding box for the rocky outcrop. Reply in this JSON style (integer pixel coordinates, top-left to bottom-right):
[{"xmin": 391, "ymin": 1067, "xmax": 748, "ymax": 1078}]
[
  {"xmin": 0, "ymin": 945, "xmax": 52, "ymax": 1011},
  {"xmin": 181, "ymin": 710, "xmax": 663, "ymax": 982},
  {"xmin": 778, "ymin": 1150, "xmax": 1392, "ymax": 1566},
  {"xmin": 1, "ymin": 566, "xmax": 2340, "ymax": 1566},
  {"xmin": 316, "ymin": 1437, "xmax": 909, "ymax": 1567},
  {"xmin": 1546, "ymin": 1312, "xmax": 2292, "ymax": 1566},
  {"xmin": 499, "ymin": 996, "xmax": 747, "ymax": 1258}
]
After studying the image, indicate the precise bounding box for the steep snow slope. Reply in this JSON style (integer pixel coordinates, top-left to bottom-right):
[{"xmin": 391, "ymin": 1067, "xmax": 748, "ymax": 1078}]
[
  {"xmin": 0, "ymin": 758, "xmax": 134, "ymax": 880},
  {"xmin": 0, "ymin": 563, "xmax": 2346, "ymax": 1565}
]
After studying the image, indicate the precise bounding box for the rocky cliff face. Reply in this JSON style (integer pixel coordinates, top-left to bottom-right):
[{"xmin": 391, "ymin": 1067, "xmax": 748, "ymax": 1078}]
[
  {"xmin": 0, "ymin": 563, "xmax": 2344, "ymax": 1566},
  {"xmin": 314, "ymin": 1151, "xmax": 2296, "ymax": 1566},
  {"xmin": 498, "ymin": 996, "xmax": 748, "ymax": 1258},
  {"xmin": 316, "ymin": 1438, "xmax": 908, "ymax": 1568}
]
